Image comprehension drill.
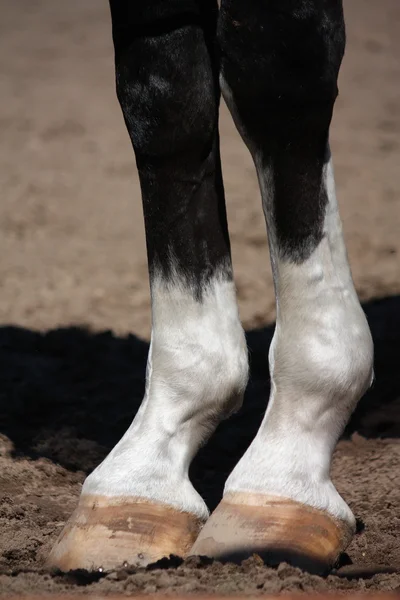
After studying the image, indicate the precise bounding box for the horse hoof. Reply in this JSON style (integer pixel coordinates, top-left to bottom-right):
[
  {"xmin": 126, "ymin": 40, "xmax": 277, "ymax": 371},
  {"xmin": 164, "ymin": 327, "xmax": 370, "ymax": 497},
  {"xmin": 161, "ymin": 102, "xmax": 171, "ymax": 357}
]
[
  {"xmin": 47, "ymin": 494, "xmax": 204, "ymax": 572},
  {"xmin": 190, "ymin": 492, "xmax": 354, "ymax": 574}
]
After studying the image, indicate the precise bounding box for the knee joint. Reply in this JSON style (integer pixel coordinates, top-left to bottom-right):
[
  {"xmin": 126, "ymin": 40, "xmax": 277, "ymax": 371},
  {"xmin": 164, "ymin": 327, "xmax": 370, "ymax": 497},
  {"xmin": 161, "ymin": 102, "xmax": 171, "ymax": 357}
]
[
  {"xmin": 219, "ymin": 3, "xmax": 345, "ymax": 136},
  {"xmin": 115, "ymin": 28, "xmax": 216, "ymax": 161}
]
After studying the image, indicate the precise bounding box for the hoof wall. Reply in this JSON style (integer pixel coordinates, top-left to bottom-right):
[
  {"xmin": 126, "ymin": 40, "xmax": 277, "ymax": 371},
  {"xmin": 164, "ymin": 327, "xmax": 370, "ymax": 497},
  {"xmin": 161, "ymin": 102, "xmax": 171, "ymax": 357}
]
[
  {"xmin": 47, "ymin": 495, "xmax": 204, "ymax": 572},
  {"xmin": 190, "ymin": 492, "xmax": 354, "ymax": 574}
]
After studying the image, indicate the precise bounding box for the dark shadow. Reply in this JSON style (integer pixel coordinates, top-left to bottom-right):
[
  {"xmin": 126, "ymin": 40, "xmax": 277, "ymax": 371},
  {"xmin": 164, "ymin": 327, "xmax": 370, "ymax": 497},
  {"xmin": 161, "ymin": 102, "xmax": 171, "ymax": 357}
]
[{"xmin": 0, "ymin": 295, "xmax": 399, "ymax": 511}]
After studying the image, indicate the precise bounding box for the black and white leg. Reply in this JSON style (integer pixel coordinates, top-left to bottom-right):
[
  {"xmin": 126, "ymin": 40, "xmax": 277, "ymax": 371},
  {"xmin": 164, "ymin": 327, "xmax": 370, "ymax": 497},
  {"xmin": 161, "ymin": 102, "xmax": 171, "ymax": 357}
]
[
  {"xmin": 192, "ymin": 0, "xmax": 374, "ymax": 573},
  {"xmin": 48, "ymin": 0, "xmax": 248, "ymax": 571}
]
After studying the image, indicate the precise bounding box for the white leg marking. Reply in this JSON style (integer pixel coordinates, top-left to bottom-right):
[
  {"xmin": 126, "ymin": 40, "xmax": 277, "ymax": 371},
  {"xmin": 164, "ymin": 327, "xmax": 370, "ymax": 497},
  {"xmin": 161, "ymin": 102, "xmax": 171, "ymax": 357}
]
[
  {"xmin": 225, "ymin": 159, "xmax": 374, "ymax": 526},
  {"xmin": 83, "ymin": 271, "xmax": 248, "ymax": 520}
]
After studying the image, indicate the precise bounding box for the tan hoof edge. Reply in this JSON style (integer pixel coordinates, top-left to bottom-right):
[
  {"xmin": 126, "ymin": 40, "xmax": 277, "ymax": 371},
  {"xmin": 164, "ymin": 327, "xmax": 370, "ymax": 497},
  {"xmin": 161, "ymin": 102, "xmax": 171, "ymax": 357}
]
[
  {"xmin": 47, "ymin": 495, "xmax": 204, "ymax": 572},
  {"xmin": 190, "ymin": 492, "xmax": 354, "ymax": 575}
]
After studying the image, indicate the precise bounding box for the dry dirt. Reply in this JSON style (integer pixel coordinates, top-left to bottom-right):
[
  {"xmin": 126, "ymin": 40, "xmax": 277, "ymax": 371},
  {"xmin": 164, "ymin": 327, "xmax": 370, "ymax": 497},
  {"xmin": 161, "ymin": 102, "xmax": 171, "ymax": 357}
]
[{"xmin": 0, "ymin": 0, "xmax": 400, "ymax": 595}]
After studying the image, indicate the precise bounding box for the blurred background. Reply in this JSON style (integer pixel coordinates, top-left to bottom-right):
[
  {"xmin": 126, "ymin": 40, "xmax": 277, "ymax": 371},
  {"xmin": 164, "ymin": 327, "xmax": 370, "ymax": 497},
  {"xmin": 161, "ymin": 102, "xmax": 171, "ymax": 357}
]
[
  {"xmin": 0, "ymin": 0, "xmax": 399, "ymax": 585},
  {"xmin": 0, "ymin": 0, "xmax": 399, "ymax": 337}
]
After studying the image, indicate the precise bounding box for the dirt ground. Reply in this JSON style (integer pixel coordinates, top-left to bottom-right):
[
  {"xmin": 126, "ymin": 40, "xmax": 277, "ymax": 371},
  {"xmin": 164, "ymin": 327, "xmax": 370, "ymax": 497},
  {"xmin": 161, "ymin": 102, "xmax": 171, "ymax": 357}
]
[{"xmin": 0, "ymin": 0, "xmax": 400, "ymax": 595}]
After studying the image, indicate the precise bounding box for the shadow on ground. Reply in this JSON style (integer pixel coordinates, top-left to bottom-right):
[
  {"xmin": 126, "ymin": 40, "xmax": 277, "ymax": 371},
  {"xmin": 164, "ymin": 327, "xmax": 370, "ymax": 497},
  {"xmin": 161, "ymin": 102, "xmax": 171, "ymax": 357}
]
[{"xmin": 0, "ymin": 295, "xmax": 399, "ymax": 511}]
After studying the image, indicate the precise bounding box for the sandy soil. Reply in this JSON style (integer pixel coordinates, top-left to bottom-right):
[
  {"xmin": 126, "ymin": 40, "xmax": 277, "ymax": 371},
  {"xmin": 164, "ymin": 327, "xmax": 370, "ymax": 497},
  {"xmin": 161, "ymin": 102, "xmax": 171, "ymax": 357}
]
[{"xmin": 0, "ymin": 0, "xmax": 399, "ymax": 594}]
